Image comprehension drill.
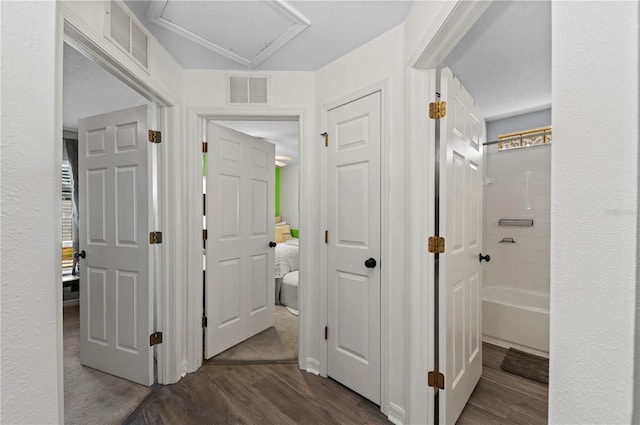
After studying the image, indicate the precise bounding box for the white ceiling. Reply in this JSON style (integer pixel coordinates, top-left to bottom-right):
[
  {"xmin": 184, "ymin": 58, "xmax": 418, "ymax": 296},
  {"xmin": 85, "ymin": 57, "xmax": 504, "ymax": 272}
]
[
  {"xmin": 124, "ymin": 0, "xmax": 413, "ymax": 71},
  {"xmin": 443, "ymin": 0, "xmax": 551, "ymax": 120}
]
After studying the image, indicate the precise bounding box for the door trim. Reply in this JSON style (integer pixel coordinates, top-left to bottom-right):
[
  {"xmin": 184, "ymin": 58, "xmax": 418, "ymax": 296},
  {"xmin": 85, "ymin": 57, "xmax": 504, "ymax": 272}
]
[
  {"xmin": 320, "ymin": 79, "xmax": 390, "ymax": 415},
  {"xmin": 185, "ymin": 107, "xmax": 309, "ymax": 374},
  {"xmin": 57, "ymin": 4, "xmax": 178, "ymax": 391}
]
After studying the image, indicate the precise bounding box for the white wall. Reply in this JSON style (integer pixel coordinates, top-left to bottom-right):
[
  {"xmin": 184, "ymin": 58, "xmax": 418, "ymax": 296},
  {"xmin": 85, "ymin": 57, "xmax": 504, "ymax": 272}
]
[
  {"xmin": 1, "ymin": 1, "xmax": 186, "ymax": 421},
  {"xmin": 550, "ymin": 2, "xmax": 637, "ymax": 423},
  {"xmin": 279, "ymin": 164, "xmax": 299, "ymax": 230},
  {"xmin": 316, "ymin": 23, "xmax": 407, "ymax": 422},
  {"xmin": 484, "ymin": 110, "xmax": 552, "ymax": 294},
  {"xmin": 1, "ymin": 2, "xmax": 62, "ymax": 423}
]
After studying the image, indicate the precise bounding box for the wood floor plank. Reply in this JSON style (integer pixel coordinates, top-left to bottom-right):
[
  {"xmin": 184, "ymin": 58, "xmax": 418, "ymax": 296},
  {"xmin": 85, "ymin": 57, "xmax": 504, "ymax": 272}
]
[
  {"xmin": 125, "ymin": 363, "xmax": 390, "ymax": 425},
  {"xmin": 456, "ymin": 402, "xmax": 520, "ymax": 425},
  {"xmin": 126, "ymin": 342, "xmax": 547, "ymax": 425},
  {"xmin": 457, "ymin": 342, "xmax": 549, "ymax": 425}
]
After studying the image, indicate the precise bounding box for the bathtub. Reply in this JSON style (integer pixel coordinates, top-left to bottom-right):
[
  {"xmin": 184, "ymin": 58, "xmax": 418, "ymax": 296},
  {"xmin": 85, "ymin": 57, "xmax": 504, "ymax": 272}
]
[{"xmin": 483, "ymin": 286, "xmax": 550, "ymax": 357}]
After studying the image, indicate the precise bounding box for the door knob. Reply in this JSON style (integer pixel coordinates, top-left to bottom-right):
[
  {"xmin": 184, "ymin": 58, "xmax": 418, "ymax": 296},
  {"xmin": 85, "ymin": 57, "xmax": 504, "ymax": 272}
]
[
  {"xmin": 74, "ymin": 250, "xmax": 86, "ymax": 259},
  {"xmin": 269, "ymin": 241, "xmax": 277, "ymax": 248},
  {"xmin": 364, "ymin": 258, "xmax": 377, "ymax": 268},
  {"xmin": 479, "ymin": 253, "xmax": 490, "ymax": 263}
]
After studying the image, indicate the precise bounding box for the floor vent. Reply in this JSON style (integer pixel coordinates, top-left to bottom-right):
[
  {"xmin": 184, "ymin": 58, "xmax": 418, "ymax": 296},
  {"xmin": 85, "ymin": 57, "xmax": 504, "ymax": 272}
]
[
  {"xmin": 228, "ymin": 75, "xmax": 270, "ymax": 105},
  {"xmin": 106, "ymin": 1, "xmax": 150, "ymax": 70}
]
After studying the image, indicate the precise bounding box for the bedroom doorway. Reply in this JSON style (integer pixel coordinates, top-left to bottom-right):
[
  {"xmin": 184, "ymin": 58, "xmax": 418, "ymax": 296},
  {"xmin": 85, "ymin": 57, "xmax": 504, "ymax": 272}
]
[
  {"xmin": 61, "ymin": 41, "xmax": 155, "ymax": 424},
  {"xmin": 203, "ymin": 118, "xmax": 302, "ymax": 365}
]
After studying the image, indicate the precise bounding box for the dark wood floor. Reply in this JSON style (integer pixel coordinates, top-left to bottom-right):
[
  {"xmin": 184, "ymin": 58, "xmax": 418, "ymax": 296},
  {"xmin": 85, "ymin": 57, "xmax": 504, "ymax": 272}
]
[
  {"xmin": 457, "ymin": 343, "xmax": 548, "ymax": 425},
  {"xmin": 123, "ymin": 342, "xmax": 547, "ymax": 425},
  {"xmin": 123, "ymin": 363, "xmax": 390, "ymax": 425}
]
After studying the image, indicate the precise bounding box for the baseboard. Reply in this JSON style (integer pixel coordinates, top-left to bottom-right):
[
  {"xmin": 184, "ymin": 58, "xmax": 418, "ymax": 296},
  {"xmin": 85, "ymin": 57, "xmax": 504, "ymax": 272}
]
[
  {"xmin": 387, "ymin": 403, "xmax": 406, "ymax": 425},
  {"xmin": 305, "ymin": 357, "xmax": 320, "ymax": 376},
  {"xmin": 482, "ymin": 335, "xmax": 549, "ymax": 358}
]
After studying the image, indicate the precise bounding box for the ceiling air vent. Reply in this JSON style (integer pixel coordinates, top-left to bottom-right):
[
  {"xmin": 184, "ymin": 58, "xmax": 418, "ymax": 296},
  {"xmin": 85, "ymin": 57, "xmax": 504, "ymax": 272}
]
[
  {"xmin": 228, "ymin": 75, "xmax": 270, "ymax": 105},
  {"xmin": 106, "ymin": 0, "xmax": 150, "ymax": 70}
]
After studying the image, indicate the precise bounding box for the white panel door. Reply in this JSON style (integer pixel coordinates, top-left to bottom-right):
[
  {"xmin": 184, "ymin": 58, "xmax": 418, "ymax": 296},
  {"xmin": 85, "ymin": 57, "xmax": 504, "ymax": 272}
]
[
  {"xmin": 205, "ymin": 122, "xmax": 275, "ymax": 358},
  {"xmin": 327, "ymin": 91, "xmax": 381, "ymax": 405},
  {"xmin": 438, "ymin": 68, "xmax": 484, "ymax": 424},
  {"xmin": 78, "ymin": 105, "xmax": 153, "ymax": 386}
]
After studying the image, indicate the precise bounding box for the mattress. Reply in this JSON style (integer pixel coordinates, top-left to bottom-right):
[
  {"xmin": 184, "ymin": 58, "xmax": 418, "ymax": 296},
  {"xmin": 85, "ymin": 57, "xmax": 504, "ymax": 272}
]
[{"xmin": 274, "ymin": 238, "xmax": 299, "ymax": 279}]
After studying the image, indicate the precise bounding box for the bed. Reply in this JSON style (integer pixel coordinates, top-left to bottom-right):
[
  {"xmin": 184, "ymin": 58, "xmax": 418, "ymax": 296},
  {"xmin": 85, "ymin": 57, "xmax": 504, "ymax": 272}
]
[
  {"xmin": 274, "ymin": 238, "xmax": 299, "ymax": 305},
  {"xmin": 275, "ymin": 238, "xmax": 299, "ymax": 279}
]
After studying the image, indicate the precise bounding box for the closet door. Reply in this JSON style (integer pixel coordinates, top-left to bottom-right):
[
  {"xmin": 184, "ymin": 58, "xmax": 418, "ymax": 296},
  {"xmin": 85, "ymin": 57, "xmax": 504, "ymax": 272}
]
[{"xmin": 326, "ymin": 91, "xmax": 382, "ymax": 405}]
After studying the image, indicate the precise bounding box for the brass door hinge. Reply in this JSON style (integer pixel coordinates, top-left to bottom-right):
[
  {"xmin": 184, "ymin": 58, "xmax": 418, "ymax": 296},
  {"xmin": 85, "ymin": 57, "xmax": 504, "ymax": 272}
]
[
  {"xmin": 427, "ymin": 370, "xmax": 445, "ymax": 389},
  {"xmin": 325, "ymin": 230, "xmax": 328, "ymax": 244},
  {"xmin": 150, "ymin": 331, "xmax": 163, "ymax": 346},
  {"xmin": 427, "ymin": 236, "xmax": 445, "ymax": 254},
  {"xmin": 321, "ymin": 132, "xmax": 328, "ymax": 147},
  {"xmin": 202, "ymin": 229, "xmax": 208, "ymax": 240},
  {"xmin": 149, "ymin": 232, "xmax": 163, "ymax": 244},
  {"xmin": 429, "ymin": 101, "xmax": 447, "ymax": 119},
  {"xmin": 148, "ymin": 130, "xmax": 162, "ymax": 143},
  {"xmin": 202, "ymin": 142, "xmax": 208, "ymax": 153},
  {"xmin": 202, "ymin": 316, "xmax": 208, "ymax": 328},
  {"xmin": 324, "ymin": 326, "xmax": 328, "ymax": 340}
]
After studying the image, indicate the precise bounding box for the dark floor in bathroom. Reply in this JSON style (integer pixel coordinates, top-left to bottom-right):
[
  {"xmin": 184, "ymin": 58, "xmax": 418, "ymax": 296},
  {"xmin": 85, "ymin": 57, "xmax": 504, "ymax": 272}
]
[{"xmin": 457, "ymin": 343, "xmax": 548, "ymax": 424}]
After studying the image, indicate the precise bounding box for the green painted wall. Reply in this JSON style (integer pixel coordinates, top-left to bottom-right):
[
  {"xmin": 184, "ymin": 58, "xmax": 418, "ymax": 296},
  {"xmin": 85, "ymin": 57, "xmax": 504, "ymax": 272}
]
[{"xmin": 275, "ymin": 167, "xmax": 280, "ymax": 217}]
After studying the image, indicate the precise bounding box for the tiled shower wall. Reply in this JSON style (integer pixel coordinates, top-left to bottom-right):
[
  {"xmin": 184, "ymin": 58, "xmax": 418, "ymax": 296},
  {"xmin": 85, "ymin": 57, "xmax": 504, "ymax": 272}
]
[{"xmin": 483, "ymin": 110, "xmax": 551, "ymax": 294}]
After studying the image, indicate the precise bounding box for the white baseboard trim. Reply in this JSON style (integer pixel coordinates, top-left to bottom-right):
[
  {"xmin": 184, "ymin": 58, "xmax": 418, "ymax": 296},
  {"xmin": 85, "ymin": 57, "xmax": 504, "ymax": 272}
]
[
  {"xmin": 482, "ymin": 335, "xmax": 549, "ymax": 358},
  {"xmin": 387, "ymin": 403, "xmax": 406, "ymax": 425},
  {"xmin": 305, "ymin": 358, "xmax": 320, "ymax": 376}
]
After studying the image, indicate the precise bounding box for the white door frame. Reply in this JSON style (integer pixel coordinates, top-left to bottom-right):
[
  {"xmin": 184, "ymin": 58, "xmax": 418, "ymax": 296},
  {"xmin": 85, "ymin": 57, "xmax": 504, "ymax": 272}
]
[
  {"xmin": 56, "ymin": 5, "xmax": 180, "ymax": 390},
  {"xmin": 405, "ymin": 1, "xmax": 492, "ymax": 424},
  {"xmin": 184, "ymin": 107, "xmax": 310, "ymax": 373},
  {"xmin": 319, "ymin": 80, "xmax": 390, "ymax": 415}
]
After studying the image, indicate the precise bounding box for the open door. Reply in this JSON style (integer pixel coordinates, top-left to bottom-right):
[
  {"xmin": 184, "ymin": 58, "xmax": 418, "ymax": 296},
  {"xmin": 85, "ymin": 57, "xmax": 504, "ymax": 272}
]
[
  {"xmin": 326, "ymin": 91, "xmax": 381, "ymax": 405},
  {"xmin": 205, "ymin": 122, "xmax": 276, "ymax": 358},
  {"xmin": 438, "ymin": 67, "xmax": 484, "ymax": 423},
  {"xmin": 78, "ymin": 105, "xmax": 154, "ymax": 386}
]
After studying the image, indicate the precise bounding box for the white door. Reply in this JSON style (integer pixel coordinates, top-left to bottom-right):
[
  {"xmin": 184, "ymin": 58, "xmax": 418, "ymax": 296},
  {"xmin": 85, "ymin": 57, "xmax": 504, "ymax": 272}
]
[
  {"xmin": 327, "ymin": 91, "xmax": 381, "ymax": 405},
  {"xmin": 205, "ymin": 122, "xmax": 275, "ymax": 358},
  {"xmin": 78, "ymin": 105, "xmax": 154, "ymax": 386},
  {"xmin": 438, "ymin": 68, "xmax": 484, "ymax": 424}
]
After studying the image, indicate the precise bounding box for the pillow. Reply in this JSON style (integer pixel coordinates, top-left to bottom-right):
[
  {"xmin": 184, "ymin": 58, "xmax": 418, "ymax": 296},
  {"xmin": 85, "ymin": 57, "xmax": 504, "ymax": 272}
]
[
  {"xmin": 274, "ymin": 224, "xmax": 292, "ymax": 242},
  {"xmin": 275, "ymin": 227, "xmax": 285, "ymax": 243}
]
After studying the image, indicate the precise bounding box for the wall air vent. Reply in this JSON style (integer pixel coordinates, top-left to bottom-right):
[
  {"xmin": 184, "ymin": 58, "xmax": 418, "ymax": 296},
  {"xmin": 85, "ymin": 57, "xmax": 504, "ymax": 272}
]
[
  {"xmin": 228, "ymin": 75, "xmax": 270, "ymax": 105},
  {"xmin": 105, "ymin": 0, "xmax": 150, "ymax": 71}
]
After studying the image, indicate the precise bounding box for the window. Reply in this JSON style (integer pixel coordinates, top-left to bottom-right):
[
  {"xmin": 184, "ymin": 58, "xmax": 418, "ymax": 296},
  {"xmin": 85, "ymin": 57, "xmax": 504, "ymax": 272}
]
[{"xmin": 62, "ymin": 160, "xmax": 74, "ymax": 272}]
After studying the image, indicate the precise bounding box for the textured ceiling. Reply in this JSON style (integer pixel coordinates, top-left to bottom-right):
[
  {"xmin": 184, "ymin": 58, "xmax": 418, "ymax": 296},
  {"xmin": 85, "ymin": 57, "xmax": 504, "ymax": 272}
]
[
  {"xmin": 124, "ymin": 0, "xmax": 413, "ymax": 70},
  {"xmin": 63, "ymin": 43, "xmax": 148, "ymax": 130},
  {"xmin": 443, "ymin": 0, "xmax": 551, "ymax": 120}
]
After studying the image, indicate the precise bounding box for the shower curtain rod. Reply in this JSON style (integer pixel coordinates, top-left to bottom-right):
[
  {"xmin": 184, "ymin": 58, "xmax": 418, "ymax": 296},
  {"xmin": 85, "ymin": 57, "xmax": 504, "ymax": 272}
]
[{"xmin": 482, "ymin": 127, "xmax": 552, "ymax": 146}]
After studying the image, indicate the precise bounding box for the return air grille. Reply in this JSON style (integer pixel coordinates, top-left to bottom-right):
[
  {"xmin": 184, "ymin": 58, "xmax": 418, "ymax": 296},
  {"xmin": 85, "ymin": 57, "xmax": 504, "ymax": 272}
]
[
  {"xmin": 106, "ymin": 0, "xmax": 149, "ymax": 69},
  {"xmin": 228, "ymin": 76, "xmax": 270, "ymax": 105}
]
